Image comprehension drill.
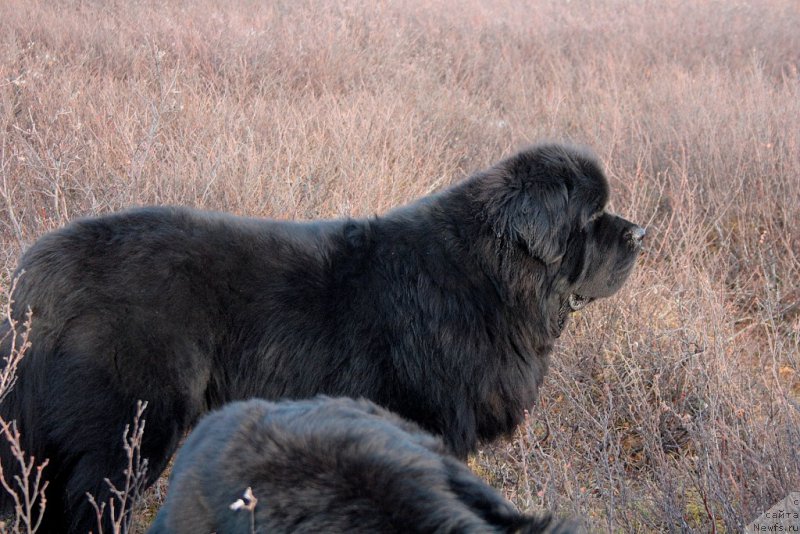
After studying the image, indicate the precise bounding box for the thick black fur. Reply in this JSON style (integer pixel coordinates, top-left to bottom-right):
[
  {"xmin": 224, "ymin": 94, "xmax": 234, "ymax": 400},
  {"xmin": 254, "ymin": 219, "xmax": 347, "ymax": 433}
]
[
  {"xmin": 0, "ymin": 143, "xmax": 642, "ymax": 532},
  {"xmin": 149, "ymin": 396, "xmax": 573, "ymax": 533}
]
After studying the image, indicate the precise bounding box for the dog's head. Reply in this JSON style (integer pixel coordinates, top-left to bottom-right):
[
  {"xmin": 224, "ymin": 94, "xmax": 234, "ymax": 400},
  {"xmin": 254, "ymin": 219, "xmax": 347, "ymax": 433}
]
[{"xmin": 473, "ymin": 143, "xmax": 644, "ymax": 331}]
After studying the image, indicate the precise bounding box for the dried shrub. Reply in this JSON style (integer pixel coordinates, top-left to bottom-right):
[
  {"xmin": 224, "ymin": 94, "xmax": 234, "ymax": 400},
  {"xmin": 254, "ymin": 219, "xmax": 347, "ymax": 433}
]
[{"xmin": 0, "ymin": 0, "xmax": 798, "ymax": 531}]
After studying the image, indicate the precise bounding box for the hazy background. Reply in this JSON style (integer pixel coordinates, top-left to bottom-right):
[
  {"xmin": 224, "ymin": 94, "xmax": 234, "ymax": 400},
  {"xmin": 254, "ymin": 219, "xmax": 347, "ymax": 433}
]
[{"xmin": 1, "ymin": 0, "xmax": 798, "ymax": 531}]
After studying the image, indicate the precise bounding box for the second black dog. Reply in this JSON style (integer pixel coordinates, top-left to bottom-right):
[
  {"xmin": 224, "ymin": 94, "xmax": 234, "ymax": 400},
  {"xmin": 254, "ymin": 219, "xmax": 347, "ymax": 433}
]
[{"xmin": 149, "ymin": 397, "xmax": 571, "ymax": 533}]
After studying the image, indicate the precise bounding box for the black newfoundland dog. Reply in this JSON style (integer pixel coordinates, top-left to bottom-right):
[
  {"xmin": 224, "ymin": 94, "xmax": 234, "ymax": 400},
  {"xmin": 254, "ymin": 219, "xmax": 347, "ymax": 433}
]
[
  {"xmin": 148, "ymin": 396, "xmax": 572, "ymax": 533},
  {"xmin": 0, "ymin": 143, "xmax": 642, "ymax": 532}
]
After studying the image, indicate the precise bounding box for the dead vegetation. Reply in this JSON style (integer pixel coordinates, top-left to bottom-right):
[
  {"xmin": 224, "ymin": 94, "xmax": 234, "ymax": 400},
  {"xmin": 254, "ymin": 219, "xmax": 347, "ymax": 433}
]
[{"xmin": 1, "ymin": 0, "xmax": 798, "ymax": 531}]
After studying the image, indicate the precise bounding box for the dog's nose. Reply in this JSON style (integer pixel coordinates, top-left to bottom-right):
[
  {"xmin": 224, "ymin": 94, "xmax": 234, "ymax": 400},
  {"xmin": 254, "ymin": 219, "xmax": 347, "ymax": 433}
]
[{"xmin": 626, "ymin": 225, "xmax": 646, "ymax": 247}]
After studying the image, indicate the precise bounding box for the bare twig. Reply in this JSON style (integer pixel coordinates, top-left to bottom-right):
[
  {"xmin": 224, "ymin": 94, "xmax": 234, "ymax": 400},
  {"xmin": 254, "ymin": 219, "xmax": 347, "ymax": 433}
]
[{"xmin": 87, "ymin": 401, "xmax": 149, "ymax": 534}]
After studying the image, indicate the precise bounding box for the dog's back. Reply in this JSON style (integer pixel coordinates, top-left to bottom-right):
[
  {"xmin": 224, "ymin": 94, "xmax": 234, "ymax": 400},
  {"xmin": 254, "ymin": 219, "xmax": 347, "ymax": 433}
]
[{"xmin": 149, "ymin": 396, "xmax": 571, "ymax": 533}]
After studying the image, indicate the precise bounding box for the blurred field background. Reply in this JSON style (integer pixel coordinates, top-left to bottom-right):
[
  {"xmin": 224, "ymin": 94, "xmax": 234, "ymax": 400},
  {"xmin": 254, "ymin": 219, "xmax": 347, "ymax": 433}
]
[{"xmin": 1, "ymin": 0, "xmax": 799, "ymax": 531}]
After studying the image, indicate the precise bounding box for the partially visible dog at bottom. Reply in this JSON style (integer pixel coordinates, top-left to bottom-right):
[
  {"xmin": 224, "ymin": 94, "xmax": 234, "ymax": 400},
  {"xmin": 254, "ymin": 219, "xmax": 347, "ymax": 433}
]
[{"xmin": 149, "ymin": 397, "xmax": 572, "ymax": 533}]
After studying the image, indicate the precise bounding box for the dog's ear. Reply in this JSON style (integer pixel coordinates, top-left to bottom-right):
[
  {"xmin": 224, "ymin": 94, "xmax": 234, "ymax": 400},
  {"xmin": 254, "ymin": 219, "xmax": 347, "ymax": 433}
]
[
  {"xmin": 481, "ymin": 144, "xmax": 607, "ymax": 264},
  {"xmin": 483, "ymin": 168, "xmax": 571, "ymax": 264},
  {"xmin": 508, "ymin": 180, "xmax": 570, "ymax": 263}
]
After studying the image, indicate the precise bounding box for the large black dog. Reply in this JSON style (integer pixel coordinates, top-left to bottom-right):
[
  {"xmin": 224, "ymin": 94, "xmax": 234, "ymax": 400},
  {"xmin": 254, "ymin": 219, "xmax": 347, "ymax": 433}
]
[
  {"xmin": 148, "ymin": 396, "xmax": 571, "ymax": 533},
  {"xmin": 0, "ymin": 143, "xmax": 642, "ymax": 532}
]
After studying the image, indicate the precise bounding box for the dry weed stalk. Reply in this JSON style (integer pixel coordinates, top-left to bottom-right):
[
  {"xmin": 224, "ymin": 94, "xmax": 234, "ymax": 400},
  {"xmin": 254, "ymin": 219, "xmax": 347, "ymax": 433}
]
[
  {"xmin": 1, "ymin": 0, "xmax": 798, "ymax": 530},
  {"xmin": 0, "ymin": 421, "xmax": 48, "ymax": 534},
  {"xmin": 229, "ymin": 487, "xmax": 258, "ymax": 534},
  {"xmin": 87, "ymin": 401, "xmax": 149, "ymax": 534},
  {"xmin": 0, "ymin": 276, "xmax": 48, "ymax": 534},
  {"xmin": 0, "ymin": 277, "xmax": 30, "ymax": 404}
]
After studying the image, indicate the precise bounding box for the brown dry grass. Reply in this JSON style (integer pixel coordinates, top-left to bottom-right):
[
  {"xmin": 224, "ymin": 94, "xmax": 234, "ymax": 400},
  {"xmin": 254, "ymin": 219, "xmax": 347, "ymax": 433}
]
[{"xmin": 1, "ymin": 0, "xmax": 798, "ymax": 531}]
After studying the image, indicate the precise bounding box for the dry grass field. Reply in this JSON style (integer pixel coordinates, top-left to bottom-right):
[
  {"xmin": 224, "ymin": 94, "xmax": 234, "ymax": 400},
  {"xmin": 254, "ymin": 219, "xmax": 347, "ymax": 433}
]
[{"xmin": 1, "ymin": 0, "xmax": 799, "ymax": 532}]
